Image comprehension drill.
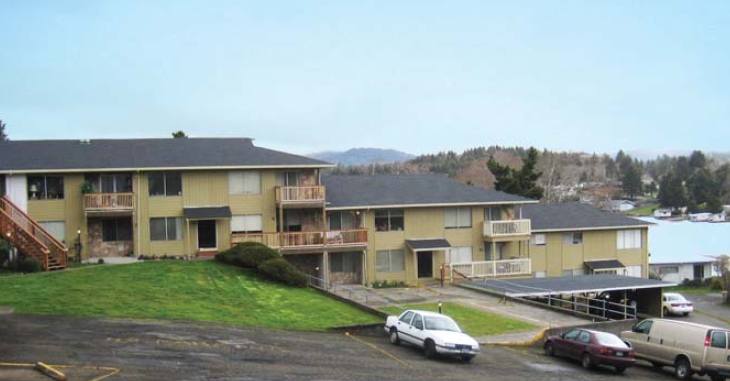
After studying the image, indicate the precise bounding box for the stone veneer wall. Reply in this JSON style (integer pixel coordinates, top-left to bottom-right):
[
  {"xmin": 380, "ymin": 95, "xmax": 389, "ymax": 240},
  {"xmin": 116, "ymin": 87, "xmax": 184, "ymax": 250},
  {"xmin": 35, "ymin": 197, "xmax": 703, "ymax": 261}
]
[{"xmin": 88, "ymin": 219, "xmax": 134, "ymax": 258}]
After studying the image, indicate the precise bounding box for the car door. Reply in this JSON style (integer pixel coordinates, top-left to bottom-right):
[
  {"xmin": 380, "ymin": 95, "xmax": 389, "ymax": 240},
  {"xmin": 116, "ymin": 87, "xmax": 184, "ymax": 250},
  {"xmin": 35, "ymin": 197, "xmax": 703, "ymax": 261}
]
[
  {"xmin": 624, "ymin": 320, "xmax": 652, "ymax": 356},
  {"xmin": 409, "ymin": 313, "xmax": 426, "ymax": 348},
  {"xmin": 574, "ymin": 330, "xmax": 592, "ymax": 360},
  {"xmin": 558, "ymin": 329, "xmax": 581, "ymax": 358},
  {"xmin": 395, "ymin": 311, "xmax": 415, "ymax": 344},
  {"xmin": 705, "ymin": 331, "xmax": 730, "ymax": 372}
]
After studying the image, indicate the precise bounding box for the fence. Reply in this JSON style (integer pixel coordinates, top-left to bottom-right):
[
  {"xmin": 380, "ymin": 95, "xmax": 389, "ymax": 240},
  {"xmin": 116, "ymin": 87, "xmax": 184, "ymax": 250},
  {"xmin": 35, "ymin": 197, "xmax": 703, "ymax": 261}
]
[
  {"xmin": 304, "ymin": 275, "xmax": 404, "ymax": 313},
  {"xmin": 450, "ymin": 258, "xmax": 531, "ymax": 279}
]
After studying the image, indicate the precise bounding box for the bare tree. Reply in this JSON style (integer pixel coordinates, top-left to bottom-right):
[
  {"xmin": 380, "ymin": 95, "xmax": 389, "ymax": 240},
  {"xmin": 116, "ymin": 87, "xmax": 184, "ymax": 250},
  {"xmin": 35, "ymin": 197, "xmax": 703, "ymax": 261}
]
[{"xmin": 713, "ymin": 254, "xmax": 730, "ymax": 304}]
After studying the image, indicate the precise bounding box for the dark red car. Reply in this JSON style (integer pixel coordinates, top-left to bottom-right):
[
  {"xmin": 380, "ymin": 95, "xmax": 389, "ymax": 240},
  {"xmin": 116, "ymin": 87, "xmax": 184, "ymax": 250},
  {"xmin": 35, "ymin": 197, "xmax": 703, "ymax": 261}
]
[{"xmin": 544, "ymin": 329, "xmax": 635, "ymax": 374}]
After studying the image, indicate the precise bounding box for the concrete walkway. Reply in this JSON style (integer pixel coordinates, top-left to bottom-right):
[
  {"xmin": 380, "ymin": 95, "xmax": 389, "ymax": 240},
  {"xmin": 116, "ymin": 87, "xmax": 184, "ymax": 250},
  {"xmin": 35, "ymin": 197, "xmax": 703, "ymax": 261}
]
[{"xmin": 361, "ymin": 284, "xmax": 590, "ymax": 344}]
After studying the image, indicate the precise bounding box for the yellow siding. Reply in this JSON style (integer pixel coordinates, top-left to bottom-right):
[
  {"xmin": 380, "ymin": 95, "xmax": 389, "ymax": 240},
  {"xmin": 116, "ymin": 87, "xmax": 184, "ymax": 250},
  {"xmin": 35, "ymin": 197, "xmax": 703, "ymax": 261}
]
[{"xmin": 183, "ymin": 171, "xmax": 229, "ymax": 206}]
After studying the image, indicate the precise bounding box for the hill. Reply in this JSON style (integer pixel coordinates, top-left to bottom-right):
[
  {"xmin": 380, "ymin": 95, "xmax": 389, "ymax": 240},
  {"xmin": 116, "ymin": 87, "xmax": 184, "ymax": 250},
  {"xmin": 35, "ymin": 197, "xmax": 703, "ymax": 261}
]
[{"xmin": 309, "ymin": 148, "xmax": 415, "ymax": 166}]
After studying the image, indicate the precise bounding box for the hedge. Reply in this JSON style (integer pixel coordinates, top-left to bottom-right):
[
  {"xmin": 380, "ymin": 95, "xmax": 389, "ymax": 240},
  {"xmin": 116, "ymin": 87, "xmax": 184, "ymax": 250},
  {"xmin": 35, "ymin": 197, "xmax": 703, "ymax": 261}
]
[
  {"xmin": 19, "ymin": 257, "xmax": 42, "ymax": 273},
  {"xmin": 258, "ymin": 258, "xmax": 309, "ymax": 288},
  {"xmin": 214, "ymin": 242, "xmax": 279, "ymax": 268}
]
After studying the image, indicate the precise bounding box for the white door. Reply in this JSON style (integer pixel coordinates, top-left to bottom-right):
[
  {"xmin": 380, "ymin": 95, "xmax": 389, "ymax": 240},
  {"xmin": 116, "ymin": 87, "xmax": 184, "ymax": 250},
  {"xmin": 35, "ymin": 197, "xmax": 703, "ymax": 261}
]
[{"xmin": 7, "ymin": 174, "xmax": 27, "ymax": 212}]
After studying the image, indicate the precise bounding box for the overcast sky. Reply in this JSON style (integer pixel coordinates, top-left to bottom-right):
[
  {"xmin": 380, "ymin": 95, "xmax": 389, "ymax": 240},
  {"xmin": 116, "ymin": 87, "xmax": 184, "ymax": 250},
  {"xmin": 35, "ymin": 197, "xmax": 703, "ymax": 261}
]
[{"xmin": 1, "ymin": 1, "xmax": 728, "ymax": 156}]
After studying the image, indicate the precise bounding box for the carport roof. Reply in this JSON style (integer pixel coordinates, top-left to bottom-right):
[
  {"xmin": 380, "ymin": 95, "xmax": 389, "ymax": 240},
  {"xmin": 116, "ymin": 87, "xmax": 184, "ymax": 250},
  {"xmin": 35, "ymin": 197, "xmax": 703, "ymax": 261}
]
[
  {"xmin": 464, "ymin": 274, "xmax": 677, "ymax": 297},
  {"xmin": 406, "ymin": 238, "xmax": 451, "ymax": 251},
  {"xmin": 585, "ymin": 259, "xmax": 625, "ymax": 270}
]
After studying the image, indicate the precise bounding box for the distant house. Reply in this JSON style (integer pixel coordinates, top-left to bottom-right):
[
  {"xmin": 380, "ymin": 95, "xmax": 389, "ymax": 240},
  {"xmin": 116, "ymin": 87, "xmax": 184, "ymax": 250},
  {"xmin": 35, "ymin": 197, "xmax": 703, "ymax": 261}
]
[
  {"xmin": 709, "ymin": 212, "xmax": 727, "ymax": 223},
  {"xmin": 653, "ymin": 209, "xmax": 672, "ymax": 218},
  {"xmin": 689, "ymin": 213, "xmax": 711, "ymax": 222},
  {"xmin": 650, "ymin": 261, "xmax": 714, "ymax": 283},
  {"xmin": 608, "ymin": 200, "xmax": 636, "ymax": 213}
]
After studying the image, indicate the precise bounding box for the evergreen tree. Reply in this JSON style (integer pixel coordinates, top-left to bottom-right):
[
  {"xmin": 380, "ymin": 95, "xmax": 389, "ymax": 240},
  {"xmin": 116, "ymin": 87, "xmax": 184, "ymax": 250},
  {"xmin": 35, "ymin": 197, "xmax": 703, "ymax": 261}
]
[
  {"xmin": 487, "ymin": 147, "xmax": 544, "ymax": 199},
  {"xmin": 172, "ymin": 131, "xmax": 188, "ymax": 138},
  {"xmin": 658, "ymin": 172, "xmax": 686, "ymax": 210},
  {"xmin": 0, "ymin": 119, "xmax": 7, "ymax": 141},
  {"xmin": 621, "ymin": 164, "xmax": 643, "ymax": 199}
]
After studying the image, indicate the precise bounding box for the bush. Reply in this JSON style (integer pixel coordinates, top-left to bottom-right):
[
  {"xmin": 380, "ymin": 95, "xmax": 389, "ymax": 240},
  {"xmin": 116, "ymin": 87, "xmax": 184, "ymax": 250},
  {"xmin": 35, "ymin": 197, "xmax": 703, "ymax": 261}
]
[
  {"xmin": 19, "ymin": 257, "xmax": 42, "ymax": 273},
  {"xmin": 97, "ymin": 258, "xmax": 105, "ymax": 264},
  {"xmin": 258, "ymin": 258, "xmax": 308, "ymax": 287},
  {"xmin": 710, "ymin": 277, "xmax": 725, "ymax": 291},
  {"xmin": 215, "ymin": 243, "xmax": 279, "ymax": 268},
  {"xmin": 371, "ymin": 280, "xmax": 407, "ymax": 289},
  {"xmin": 681, "ymin": 278, "xmax": 702, "ymax": 287}
]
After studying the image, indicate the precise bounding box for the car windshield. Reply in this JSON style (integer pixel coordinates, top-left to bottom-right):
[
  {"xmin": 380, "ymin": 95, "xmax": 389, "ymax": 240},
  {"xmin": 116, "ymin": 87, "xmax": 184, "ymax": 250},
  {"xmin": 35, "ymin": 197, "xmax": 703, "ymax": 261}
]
[
  {"xmin": 667, "ymin": 294, "xmax": 686, "ymax": 301},
  {"xmin": 594, "ymin": 332, "xmax": 629, "ymax": 348},
  {"xmin": 424, "ymin": 316, "xmax": 461, "ymax": 332}
]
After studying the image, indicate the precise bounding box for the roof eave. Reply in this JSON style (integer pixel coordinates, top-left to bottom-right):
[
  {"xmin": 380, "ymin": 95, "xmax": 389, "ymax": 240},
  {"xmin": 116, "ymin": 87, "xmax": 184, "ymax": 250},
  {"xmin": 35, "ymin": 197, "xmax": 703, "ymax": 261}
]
[
  {"xmin": 326, "ymin": 199, "xmax": 539, "ymax": 211},
  {"xmin": 0, "ymin": 163, "xmax": 335, "ymax": 174}
]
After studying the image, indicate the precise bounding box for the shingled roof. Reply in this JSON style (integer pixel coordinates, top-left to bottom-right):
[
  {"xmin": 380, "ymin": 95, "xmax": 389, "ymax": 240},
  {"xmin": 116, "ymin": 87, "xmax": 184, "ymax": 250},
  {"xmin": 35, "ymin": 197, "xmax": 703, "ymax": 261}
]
[
  {"xmin": 0, "ymin": 138, "xmax": 331, "ymax": 172},
  {"xmin": 522, "ymin": 202, "xmax": 652, "ymax": 232},
  {"xmin": 322, "ymin": 174, "xmax": 536, "ymax": 209}
]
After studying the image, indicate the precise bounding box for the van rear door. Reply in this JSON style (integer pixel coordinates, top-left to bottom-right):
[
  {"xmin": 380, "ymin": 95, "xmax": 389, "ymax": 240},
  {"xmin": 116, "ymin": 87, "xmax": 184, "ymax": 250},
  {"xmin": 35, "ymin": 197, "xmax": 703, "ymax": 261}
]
[{"xmin": 705, "ymin": 330, "xmax": 730, "ymax": 373}]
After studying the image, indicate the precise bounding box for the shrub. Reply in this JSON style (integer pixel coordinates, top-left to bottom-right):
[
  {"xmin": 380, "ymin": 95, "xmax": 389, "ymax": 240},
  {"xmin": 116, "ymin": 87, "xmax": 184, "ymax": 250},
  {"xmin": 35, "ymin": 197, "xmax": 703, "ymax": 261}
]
[
  {"xmin": 681, "ymin": 278, "xmax": 702, "ymax": 287},
  {"xmin": 214, "ymin": 248, "xmax": 238, "ymax": 264},
  {"xmin": 19, "ymin": 257, "xmax": 42, "ymax": 273},
  {"xmin": 97, "ymin": 258, "xmax": 105, "ymax": 264},
  {"xmin": 258, "ymin": 258, "xmax": 308, "ymax": 287},
  {"xmin": 371, "ymin": 280, "xmax": 407, "ymax": 289},
  {"xmin": 710, "ymin": 277, "xmax": 725, "ymax": 291},
  {"xmin": 215, "ymin": 243, "xmax": 279, "ymax": 268}
]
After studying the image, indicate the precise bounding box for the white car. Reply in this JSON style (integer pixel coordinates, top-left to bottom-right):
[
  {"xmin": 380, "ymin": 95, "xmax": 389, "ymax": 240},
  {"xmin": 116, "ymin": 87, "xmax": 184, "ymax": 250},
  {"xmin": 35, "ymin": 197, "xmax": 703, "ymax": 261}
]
[
  {"xmin": 662, "ymin": 292, "xmax": 694, "ymax": 316},
  {"xmin": 384, "ymin": 309, "xmax": 480, "ymax": 362}
]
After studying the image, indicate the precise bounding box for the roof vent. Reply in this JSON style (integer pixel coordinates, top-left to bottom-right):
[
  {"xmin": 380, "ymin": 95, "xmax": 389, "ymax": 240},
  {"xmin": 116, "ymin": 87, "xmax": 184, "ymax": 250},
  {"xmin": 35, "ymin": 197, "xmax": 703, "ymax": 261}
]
[{"xmin": 79, "ymin": 139, "xmax": 91, "ymax": 145}]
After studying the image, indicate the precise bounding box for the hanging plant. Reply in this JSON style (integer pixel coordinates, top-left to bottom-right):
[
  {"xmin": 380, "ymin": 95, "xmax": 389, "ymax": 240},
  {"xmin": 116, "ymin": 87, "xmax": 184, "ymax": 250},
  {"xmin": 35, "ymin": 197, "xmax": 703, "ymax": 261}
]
[{"xmin": 80, "ymin": 180, "xmax": 94, "ymax": 194}]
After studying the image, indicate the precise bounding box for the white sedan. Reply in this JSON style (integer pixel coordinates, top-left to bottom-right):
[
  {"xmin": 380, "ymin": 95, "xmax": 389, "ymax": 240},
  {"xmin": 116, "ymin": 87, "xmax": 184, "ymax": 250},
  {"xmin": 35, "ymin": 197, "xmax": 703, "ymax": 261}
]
[
  {"xmin": 384, "ymin": 309, "xmax": 480, "ymax": 362},
  {"xmin": 662, "ymin": 292, "xmax": 694, "ymax": 316}
]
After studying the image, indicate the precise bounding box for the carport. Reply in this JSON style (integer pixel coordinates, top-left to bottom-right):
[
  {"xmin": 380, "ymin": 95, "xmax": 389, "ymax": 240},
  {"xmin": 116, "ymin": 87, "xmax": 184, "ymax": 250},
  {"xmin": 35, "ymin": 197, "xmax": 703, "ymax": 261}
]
[{"xmin": 464, "ymin": 274, "xmax": 677, "ymax": 319}]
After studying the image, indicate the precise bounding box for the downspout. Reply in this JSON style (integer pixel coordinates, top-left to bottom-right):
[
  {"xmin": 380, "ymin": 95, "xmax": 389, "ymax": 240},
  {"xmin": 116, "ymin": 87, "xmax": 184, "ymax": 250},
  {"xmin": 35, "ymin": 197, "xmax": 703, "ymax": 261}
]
[{"xmin": 136, "ymin": 170, "xmax": 141, "ymax": 257}]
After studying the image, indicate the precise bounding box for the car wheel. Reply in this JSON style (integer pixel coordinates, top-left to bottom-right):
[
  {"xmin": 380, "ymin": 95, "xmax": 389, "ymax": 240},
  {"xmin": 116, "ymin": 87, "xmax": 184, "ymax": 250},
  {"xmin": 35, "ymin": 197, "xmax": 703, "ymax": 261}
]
[
  {"xmin": 424, "ymin": 340, "xmax": 437, "ymax": 359},
  {"xmin": 461, "ymin": 355, "xmax": 474, "ymax": 363},
  {"xmin": 389, "ymin": 328, "xmax": 400, "ymax": 346},
  {"xmin": 615, "ymin": 367, "xmax": 627, "ymax": 374},
  {"xmin": 581, "ymin": 353, "xmax": 594, "ymax": 370},
  {"xmin": 710, "ymin": 374, "xmax": 726, "ymax": 381},
  {"xmin": 663, "ymin": 307, "xmax": 670, "ymax": 316},
  {"xmin": 674, "ymin": 357, "xmax": 692, "ymax": 380},
  {"xmin": 544, "ymin": 342, "xmax": 555, "ymax": 357}
]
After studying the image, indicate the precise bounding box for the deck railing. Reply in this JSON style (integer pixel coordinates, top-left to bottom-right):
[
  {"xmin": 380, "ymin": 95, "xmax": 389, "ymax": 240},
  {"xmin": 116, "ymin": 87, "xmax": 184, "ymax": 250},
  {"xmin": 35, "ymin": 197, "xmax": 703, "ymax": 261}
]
[
  {"xmin": 275, "ymin": 186, "xmax": 326, "ymax": 204},
  {"xmin": 483, "ymin": 219, "xmax": 531, "ymax": 238},
  {"xmin": 231, "ymin": 229, "xmax": 368, "ymax": 249},
  {"xmin": 450, "ymin": 258, "xmax": 531, "ymax": 279},
  {"xmin": 83, "ymin": 193, "xmax": 134, "ymax": 211}
]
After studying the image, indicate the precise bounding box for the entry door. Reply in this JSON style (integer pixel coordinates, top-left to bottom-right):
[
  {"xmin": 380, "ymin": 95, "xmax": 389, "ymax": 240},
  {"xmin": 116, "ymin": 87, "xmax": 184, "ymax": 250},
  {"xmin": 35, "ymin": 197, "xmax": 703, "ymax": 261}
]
[
  {"xmin": 198, "ymin": 220, "xmax": 217, "ymax": 250},
  {"xmin": 418, "ymin": 251, "xmax": 433, "ymax": 278}
]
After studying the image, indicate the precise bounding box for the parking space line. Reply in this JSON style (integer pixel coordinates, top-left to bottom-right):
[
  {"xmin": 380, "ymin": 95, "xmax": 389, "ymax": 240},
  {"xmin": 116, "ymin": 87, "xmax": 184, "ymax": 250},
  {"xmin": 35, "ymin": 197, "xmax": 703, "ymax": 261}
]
[
  {"xmin": 344, "ymin": 333, "xmax": 414, "ymax": 370},
  {"xmin": 0, "ymin": 362, "xmax": 121, "ymax": 381}
]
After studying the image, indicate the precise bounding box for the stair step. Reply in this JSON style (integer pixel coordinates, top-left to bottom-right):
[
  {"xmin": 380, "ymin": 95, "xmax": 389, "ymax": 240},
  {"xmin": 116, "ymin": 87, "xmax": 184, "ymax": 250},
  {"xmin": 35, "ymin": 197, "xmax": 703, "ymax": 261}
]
[{"xmin": 47, "ymin": 265, "xmax": 66, "ymax": 271}]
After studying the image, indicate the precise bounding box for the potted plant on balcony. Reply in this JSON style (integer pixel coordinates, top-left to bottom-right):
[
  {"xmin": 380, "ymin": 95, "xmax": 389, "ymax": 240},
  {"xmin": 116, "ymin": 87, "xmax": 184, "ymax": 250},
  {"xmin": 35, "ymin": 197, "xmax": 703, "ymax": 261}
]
[{"xmin": 80, "ymin": 180, "xmax": 94, "ymax": 194}]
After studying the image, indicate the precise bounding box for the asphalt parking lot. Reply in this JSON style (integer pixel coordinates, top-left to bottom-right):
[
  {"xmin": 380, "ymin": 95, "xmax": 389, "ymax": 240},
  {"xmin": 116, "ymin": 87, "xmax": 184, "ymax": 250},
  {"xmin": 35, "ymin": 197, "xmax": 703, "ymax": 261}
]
[{"xmin": 0, "ymin": 314, "xmax": 720, "ymax": 381}]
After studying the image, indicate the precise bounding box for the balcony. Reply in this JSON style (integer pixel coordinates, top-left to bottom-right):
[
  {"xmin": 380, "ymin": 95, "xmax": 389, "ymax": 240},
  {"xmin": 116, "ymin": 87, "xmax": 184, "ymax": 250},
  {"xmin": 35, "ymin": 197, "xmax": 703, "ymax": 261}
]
[
  {"xmin": 275, "ymin": 186, "xmax": 326, "ymax": 208},
  {"xmin": 231, "ymin": 229, "xmax": 368, "ymax": 253},
  {"xmin": 83, "ymin": 193, "xmax": 134, "ymax": 216},
  {"xmin": 450, "ymin": 258, "xmax": 531, "ymax": 279},
  {"xmin": 483, "ymin": 219, "xmax": 531, "ymax": 241}
]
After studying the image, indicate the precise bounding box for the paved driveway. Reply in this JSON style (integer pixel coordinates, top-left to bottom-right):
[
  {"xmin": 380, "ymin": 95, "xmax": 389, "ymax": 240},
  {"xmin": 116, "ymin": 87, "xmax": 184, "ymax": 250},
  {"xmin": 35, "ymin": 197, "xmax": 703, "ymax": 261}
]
[
  {"xmin": 0, "ymin": 314, "xmax": 719, "ymax": 381},
  {"xmin": 662, "ymin": 292, "xmax": 730, "ymax": 329}
]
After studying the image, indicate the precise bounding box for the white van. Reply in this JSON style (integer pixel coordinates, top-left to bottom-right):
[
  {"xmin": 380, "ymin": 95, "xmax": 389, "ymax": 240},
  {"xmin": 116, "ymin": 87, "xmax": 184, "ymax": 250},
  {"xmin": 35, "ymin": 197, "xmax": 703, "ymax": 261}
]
[{"xmin": 620, "ymin": 319, "xmax": 730, "ymax": 381}]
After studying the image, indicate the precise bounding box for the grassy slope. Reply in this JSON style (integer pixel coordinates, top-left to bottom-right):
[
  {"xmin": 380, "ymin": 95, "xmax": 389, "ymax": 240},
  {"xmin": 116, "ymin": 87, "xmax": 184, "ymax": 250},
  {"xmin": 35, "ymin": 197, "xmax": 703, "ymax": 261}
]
[
  {"xmin": 0, "ymin": 261, "xmax": 380, "ymax": 330},
  {"xmin": 381, "ymin": 302, "xmax": 536, "ymax": 336}
]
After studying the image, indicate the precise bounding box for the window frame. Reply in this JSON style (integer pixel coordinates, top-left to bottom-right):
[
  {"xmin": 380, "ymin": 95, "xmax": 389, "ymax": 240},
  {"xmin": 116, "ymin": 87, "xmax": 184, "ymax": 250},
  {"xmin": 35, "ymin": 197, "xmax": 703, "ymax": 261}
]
[
  {"xmin": 102, "ymin": 217, "xmax": 133, "ymax": 242},
  {"xmin": 150, "ymin": 217, "xmax": 182, "ymax": 241},
  {"xmin": 376, "ymin": 249, "xmax": 405, "ymax": 272},
  {"xmin": 374, "ymin": 210, "xmax": 405, "ymax": 232},
  {"xmin": 562, "ymin": 232, "xmax": 583, "ymax": 245},
  {"xmin": 445, "ymin": 207, "xmax": 472, "ymax": 229},
  {"xmin": 229, "ymin": 171, "xmax": 261, "ymax": 195},
  {"xmin": 27, "ymin": 175, "xmax": 65, "ymax": 200},
  {"xmin": 230, "ymin": 214, "xmax": 263, "ymax": 234},
  {"xmin": 617, "ymin": 229, "xmax": 642, "ymax": 250},
  {"xmin": 148, "ymin": 172, "xmax": 182, "ymax": 197}
]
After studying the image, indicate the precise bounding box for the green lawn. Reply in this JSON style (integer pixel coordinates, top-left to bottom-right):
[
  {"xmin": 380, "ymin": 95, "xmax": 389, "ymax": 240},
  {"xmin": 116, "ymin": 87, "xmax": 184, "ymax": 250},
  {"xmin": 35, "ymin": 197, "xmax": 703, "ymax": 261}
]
[
  {"xmin": 0, "ymin": 261, "xmax": 380, "ymax": 330},
  {"xmin": 627, "ymin": 203, "xmax": 659, "ymax": 216},
  {"xmin": 666, "ymin": 285, "xmax": 717, "ymax": 295},
  {"xmin": 381, "ymin": 302, "xmax": 536, "ymax": 336}
]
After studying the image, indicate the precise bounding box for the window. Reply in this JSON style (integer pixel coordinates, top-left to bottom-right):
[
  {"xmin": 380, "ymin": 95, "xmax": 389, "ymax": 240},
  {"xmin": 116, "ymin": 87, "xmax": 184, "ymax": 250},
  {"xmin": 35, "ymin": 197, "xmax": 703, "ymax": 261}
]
[
  {"xmin": 562, "ymin": 232, "xmax": 583, "ymax": 244},
  {"xmin": 99, "ymin": 174, "xmax": 132, "ymax": 193},
  {"xmin": 375, "ymin": 210, "xmax": 404, "ymax": 232},
  {"xmin": 229, "ymin": 171, "xmax": 261, "ymax": 194},
  {"xmin": 617, "ymin": 229, "xmax": 642, "ymax": 250},
  {"xmin": 530, "ymin": 234, "xmax": 546, "ymax": 246},
  {"xmin": 563, "ymin": 268, "xmax": 585, "ymax": 277},
  {"xmin": 564, "ymin": 330, "xmax": 580, "ymax": 340},
  {"xmin": 231, "ymin": 215, "xmax": 263, "ymax": 233},
  {"xmin": 148, "ymin": 172, "xmax": 182, "ymax": 196},
  {"xmin": 0, "ymin": 175, "xmax": 5, "ymax": 196},
  {"xmin": 447, "ymin": 246, "xmax": 473, "ymax": 264},
  {"xmin": 283, "ymin": 210, "xmax": 301, "ymax": 232},
  {"xmin": 445, "ymin": 207, "xmax": 471, "ymax": 228},
  {"xmin": 412, "ymin": 314, "xmax": 424, "ymax": 330},
  {"xmin": 594, "ymin": 269, "xmax": 618, "ymax": 275},
  {"xmin": 485, "ymin": 206, "xmax": 502, "ymax": 221},
  {"xmin": 329, "ymin": 211, "xmax": 356, "ymax": 230},
  {"xmin": 376, "ymin": 249, "xmax": 405, "ymax": 272},
  {"xmin": 330, "ymin": 252, "xmax": 360, "ymax": 273},
  {"xmin": 275, "ymin": 171, "xmax": 300, "ymax": 186},
  {"xmin": 150, "ymin": 217, "xmax": 182, "ymax": 241},
  {"xmin": 39, "ymin": 221, "xmax": 66, "ymax": 243},
  {"xmin": 102, "ymin": 217, "xmax": 133, "ymax": 242},
  {"xmin": 711, "ymin": 332, "xmax": 727, "ymax": 349},
  {"xmin": 399, "ymin": 311, "xmax": 414, "ymax": 324},
  {"xmin": 28, "ymin": 175, "xmax": 64, "ymax": 200},
  {"xmin": 578, "ymin": 331, "xmax": 591, "ymax": 343},
  {"xmin": 634, "ymin": 320, "xmax": 653, "ymax": 334}
]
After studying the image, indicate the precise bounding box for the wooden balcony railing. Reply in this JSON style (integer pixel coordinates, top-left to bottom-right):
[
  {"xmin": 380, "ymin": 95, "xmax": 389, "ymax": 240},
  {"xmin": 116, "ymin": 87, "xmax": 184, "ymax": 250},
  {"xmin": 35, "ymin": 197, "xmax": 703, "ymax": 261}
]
[
  {"xmin": 483, "ymin": 219, "xmax": 531, "ymax": 238},
  {"xmin": 83, "ymin": 193, "xmax": 134, "ymax": 212},
  {"xmin": 231, "ymin": 229, "xmax": 368, "ymax": 249},
  {"xmin": 275, "ymin": 186, "xmax": 326, "ymax": 204}
]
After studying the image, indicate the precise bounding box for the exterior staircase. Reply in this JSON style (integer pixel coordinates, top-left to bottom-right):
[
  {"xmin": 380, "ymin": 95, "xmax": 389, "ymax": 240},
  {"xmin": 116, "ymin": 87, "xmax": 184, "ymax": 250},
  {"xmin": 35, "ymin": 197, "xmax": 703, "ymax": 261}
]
[{"xmin": 0, "ymin": 195, "xmax": 68, "ymax": 271}]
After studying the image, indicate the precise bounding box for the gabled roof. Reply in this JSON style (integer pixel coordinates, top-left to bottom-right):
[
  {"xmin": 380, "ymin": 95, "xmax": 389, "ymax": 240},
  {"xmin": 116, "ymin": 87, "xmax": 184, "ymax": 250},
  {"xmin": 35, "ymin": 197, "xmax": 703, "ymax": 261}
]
[
  {"xmin": 0, "ymin": 138, "xmax": 331, "ymax": 173},
  {"xmin": 322, "ymin": 174, "xmax": 536, "ymax": 209},
  {"xmin": 522, "ymin": 202, "xmax": 652, "ymax": 232}
]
